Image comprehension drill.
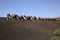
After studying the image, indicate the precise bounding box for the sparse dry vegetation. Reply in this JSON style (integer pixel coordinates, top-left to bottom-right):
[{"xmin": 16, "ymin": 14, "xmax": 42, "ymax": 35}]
[{"xmin": 50, "ymin": 29, "xmax": 60, "ymax": 40}]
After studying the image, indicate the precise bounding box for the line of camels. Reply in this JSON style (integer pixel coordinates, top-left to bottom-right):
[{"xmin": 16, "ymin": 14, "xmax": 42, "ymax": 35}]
[{"xmin": 7, "ymin": 14, "xmax": 60, "ymax": 21}]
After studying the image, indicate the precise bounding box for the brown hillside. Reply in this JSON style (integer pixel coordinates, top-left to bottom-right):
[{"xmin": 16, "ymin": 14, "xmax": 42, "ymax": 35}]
[
  {"xmin": 56, "ymin": 17, "xmax": 60, "ymax": 21},
  {"xmin": 0, "ymin": 17, "xmax": 60, "ymax": 40}
]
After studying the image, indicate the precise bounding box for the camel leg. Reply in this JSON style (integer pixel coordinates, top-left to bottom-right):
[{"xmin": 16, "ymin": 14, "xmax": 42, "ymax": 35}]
[{"xmin": 7, "ymin": 14, "xmax": 10, "ymax": 20}]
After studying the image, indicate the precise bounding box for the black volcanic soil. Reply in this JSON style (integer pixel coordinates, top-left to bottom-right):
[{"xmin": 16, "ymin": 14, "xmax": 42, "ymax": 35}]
[{"xmin": 0, "ymin": 17, "xmax": 60, "ymax": 40}]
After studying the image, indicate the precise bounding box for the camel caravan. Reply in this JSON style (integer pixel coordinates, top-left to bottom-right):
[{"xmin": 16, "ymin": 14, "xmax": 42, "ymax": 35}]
[{"xmin": 7, "ymin": 14, "xmax": 59, "ymax": 21}]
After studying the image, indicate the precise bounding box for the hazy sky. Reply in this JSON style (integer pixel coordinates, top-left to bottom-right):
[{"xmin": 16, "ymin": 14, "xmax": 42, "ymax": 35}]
[{"xmin": 0, "ymin": 0, "xmax": 60, "ymax": 18}]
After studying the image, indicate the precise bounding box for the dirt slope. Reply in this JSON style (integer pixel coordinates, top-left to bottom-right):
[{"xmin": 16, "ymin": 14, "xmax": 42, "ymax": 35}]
[{"xmin": 0, "ymin": 17, "xmax": 60, "ymax": 40}]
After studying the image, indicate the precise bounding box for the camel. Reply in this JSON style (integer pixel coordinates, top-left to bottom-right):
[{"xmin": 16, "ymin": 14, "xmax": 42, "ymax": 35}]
[
  {"xmin": 32, "ymin": 16, "xmax": 37, "ymax": 21},
  {"xmin": 50, "ymin": 18, "xmax": 56, "ymax": 21},
  {"xmin": 7, "ymin": 14, "xmax": 18, "ymax": 20},
  {"xmin": 24, "ymin": 15, "xmax": 32, "ymax": 21},
  {"xmin": 46, "ymin": 18, "xmax": 51, "ymax": 21},
  {"xmin": 18, "ymin": 15, "xmax": 24, "ymax": 21},
  {"xmin": 7, "ymin": 14, "xmax": 10, "ymax": 20},
  {"xmin": 38, "ymin": 17, "xmax": 41, "ymax": 20},
  {"xmin": 44, "ymin": 18, "xmax": 48, "ymax": 21},
  {"xmin": 44, "ymin": 18, "xmax": 56, "ymax": 21},
  {"xmin": 41, "ymin": 18, "xmax": 44, "ymax": 21},
  {"xmin": 44, "ymin": 18, "xmax": 51, "ymax": 21}
]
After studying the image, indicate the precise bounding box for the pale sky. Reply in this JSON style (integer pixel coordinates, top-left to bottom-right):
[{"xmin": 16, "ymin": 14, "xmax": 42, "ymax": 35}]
[{"xmin": 0, "ymin": 0, "xmax": 60, "ymax": 18}]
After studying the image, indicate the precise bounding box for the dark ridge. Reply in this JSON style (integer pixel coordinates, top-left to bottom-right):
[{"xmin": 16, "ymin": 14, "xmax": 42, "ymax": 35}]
[{"xmin": 0, "ymin": 17, "xmax": 6, "ymax": 19}]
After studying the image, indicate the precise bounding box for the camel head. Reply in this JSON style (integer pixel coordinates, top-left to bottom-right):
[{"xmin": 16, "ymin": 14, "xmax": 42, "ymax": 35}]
[
  {"xmin": 7, "ymin": 14, "xmax": 10, "ymax": 16},
  {"xmin": 24, "ymin": 15, "xmax": 26, "ymax": 18}
]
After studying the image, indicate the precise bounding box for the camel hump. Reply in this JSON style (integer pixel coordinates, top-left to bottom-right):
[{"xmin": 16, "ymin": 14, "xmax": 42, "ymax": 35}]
[{"xmin": 11, "ymin": 14, "xmax": 16, "ymax": 16}]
